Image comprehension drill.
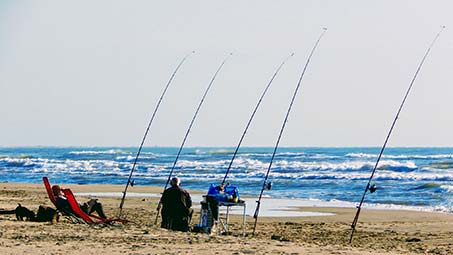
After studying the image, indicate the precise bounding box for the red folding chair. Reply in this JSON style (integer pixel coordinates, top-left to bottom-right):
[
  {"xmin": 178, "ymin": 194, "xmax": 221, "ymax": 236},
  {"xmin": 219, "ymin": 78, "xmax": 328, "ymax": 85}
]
[{"xmin": 42, "ymin": 177, "xmax": 128, "ymax": 224}]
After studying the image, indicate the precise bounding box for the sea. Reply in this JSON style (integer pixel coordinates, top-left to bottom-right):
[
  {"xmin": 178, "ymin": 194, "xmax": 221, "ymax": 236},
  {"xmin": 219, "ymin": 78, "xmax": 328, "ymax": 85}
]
[{"xmin": 0, "ymin": 147, "xmax": 451, "ymax": 214}]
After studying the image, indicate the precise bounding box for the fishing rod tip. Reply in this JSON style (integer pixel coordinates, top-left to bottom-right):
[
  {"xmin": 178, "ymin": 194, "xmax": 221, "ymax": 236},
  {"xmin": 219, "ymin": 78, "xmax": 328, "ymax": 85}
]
[
  {"xmin": 229, "ymin": 52, "xmax": 233, "ymax": 56},
  {"xmin": 441, "ymin": 25, "xmax": 446, "ymax": 29},
  {"xmin": 192, "ymin": 51, "xmax": 196, "ymax": 54},
  {"xmin": 290, "ymin": 53, "xmax": 295, "ymax": 56},
  {"xmin": 323, "ymin": 27, "xmax": 328, "ymax": 31}
]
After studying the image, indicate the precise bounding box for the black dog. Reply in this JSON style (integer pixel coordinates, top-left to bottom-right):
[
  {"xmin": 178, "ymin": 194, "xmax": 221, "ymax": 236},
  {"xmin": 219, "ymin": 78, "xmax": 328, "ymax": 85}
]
[
  {"xmin": 0, "ymin": 204, "xmax": 35, "ymax": 221},
  {"xmin": 15, "ymin": 204, "xmax": 36, "ymax": 221}
]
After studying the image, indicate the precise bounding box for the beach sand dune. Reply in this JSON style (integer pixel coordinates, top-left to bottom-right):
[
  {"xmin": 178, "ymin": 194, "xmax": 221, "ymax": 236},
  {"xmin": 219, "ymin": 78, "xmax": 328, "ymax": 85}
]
[{"xmin": 0, "ymin": 183, "xmax": 451, "ymax": 254}]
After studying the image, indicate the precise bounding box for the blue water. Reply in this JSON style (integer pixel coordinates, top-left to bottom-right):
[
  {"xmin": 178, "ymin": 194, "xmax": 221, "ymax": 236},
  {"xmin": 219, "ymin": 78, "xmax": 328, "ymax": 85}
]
[{"xmin": 0, "ymin": 147, "xmax": 451, "ymax": 212}]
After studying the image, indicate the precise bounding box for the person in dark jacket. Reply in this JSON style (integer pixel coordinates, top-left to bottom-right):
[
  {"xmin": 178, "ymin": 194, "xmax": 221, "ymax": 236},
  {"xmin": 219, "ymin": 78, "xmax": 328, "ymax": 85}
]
[
  {"xmin": 51, "ymin": 185, "xmax": 107, "ymax": 219},
  {"xmin": 160, "ymin": 176, "xmax": 193, "ymax": 231}
]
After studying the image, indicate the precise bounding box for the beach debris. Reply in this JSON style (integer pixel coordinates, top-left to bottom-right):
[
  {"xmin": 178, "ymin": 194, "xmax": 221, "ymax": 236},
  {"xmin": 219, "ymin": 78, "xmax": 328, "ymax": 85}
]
[
  {"xmin": 252, "ymin": 27, "xmax": 328, "ymax": 235},
  {"xmin": 405, "ymin": 237, "xmax": 422, "ymax": 242},
  {"xmin": 118, "ymin": 51, "xmax": 194, "ymax": 217},
  {"xmin": 271, "ymin": 234, "xmax": 290, "ymax": 242},
  {"xmin": 349, "ymin": 25, "xmax": 446, "ymax": 243}
]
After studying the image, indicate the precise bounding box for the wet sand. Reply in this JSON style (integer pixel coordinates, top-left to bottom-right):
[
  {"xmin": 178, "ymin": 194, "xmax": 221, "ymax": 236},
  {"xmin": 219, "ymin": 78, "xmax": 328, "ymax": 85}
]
[{"xmin": 0, "ymin": 182, "xmax": 452, "ymax": 254}]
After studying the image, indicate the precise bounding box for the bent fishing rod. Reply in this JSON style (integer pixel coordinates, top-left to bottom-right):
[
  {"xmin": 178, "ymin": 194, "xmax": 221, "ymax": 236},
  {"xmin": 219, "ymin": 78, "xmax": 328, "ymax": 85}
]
[
  {"xmin": 117, "ymin": 52, "xmax": 194, "ymax": 217},
  {"xmin": 349, "ymin": 26, "xmax": 445, "ymax": 243},
  {"xmin": 252, "ymin": 28, "xmax": 327, "ymax": 235},
  {"xmin": 154, "ymin": 53, "xmax": 232, "ymax": 225},
  {"xmin": 220, "ymin": 53, "xmax": 295, "ymax": 186}
]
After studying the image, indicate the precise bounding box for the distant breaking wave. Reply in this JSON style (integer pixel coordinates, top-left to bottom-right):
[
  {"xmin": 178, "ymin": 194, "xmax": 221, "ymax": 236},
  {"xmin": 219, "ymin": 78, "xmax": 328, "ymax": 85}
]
[
  {"xmin": 346, "ymin": 152, "xmax": 453, "ymax": 160},
  {"xmin": 68, "ymin": 149, "xmax": 130, "ymax": 155}
]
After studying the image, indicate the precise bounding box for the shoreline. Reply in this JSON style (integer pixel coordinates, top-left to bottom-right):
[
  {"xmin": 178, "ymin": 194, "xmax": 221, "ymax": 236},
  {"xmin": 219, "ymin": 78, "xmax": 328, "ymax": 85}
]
[
  {"xmin": 2, "ymin": 181, "xmax": 451, "ymax": 215},
  {"xmin": 1, "ymin": 182, "xmax": 452, "ymax": 254}
]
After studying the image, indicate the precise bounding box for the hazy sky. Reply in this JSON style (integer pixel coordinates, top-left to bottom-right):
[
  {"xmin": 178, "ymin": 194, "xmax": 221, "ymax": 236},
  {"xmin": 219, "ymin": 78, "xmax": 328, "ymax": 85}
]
[{"xmin": 1, "ymin": 0, "xmax": 453, "ymax": 147}]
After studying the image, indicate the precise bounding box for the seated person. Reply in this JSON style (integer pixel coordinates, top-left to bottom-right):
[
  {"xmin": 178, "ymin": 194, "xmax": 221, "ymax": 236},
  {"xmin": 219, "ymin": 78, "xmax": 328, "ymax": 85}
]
[
  {"xmin": 206, "ymin": 185, "xmax": 224, "ymax": 229},
  {"xmin": 206, "ymin": 183, "xmax": 241, "ymax": 233},
  {"xmin": 160, "ymin": 177, "xmax": 193, "ymax": 232},
  {"xmin": 51, "ymin": 185, "xmax": 107, "ymax": 219}
]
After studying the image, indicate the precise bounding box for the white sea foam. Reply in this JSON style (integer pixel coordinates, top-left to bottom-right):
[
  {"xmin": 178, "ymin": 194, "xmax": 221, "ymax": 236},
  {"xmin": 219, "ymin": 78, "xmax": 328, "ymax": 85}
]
[
  {"xmin": 115, "ymin": 155, "xmax": 156, "ymax": 161},
  {"xmin": 244, "ymin": 159, "xmax": 416, "ymax": 172},
  {"xmin": 441, "ymin": 185, "xmax": 453, "ymax": 192},
  {"xmin": 177, "ymin": 159, "xmax": 230, "ymax": 168},
  {"xmin": 309, "ymin": 154, "xmax": 341, "ymax": 159},
  {"xmin": 121, "ymin": 157, "xmax": 416, "ymax": 173},
  {"xmin": 266, "ymin": 169, "xmax": 452, "ymax": 181},
  {"xmin": 0, "ymin": 157, "xmax": 36, "ymax": 167}
]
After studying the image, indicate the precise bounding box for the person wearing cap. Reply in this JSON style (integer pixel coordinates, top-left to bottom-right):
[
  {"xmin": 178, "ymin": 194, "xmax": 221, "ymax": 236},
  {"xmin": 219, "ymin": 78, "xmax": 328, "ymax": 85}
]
[{"xmin": 160, "ymin": 176, "xmax": 193, "ymax": 231}]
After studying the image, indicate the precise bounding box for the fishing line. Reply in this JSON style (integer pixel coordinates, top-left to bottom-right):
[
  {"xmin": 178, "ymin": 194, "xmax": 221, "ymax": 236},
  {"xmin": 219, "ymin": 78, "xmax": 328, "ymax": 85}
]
[
  {"xmin": 154, "ymin": 53, "xmax": 232, "ymax": 225},
  {"xmin": 349, "ymin": 26, "xmax": 445, "ymax": 243},
  {"xmin": 252, "ymin": 28, "xmax": 327, "ymax": 234},
  {"xmin": 118, "ymin": 52, "xmax": 194, "ymax": 217},
  {"xmin": 220, "ymin": 53, "xmax": 295, "ymax": 186}
]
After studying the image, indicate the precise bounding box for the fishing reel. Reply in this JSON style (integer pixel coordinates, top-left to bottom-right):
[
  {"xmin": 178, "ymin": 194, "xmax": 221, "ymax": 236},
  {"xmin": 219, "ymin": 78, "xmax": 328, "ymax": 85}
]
[
  {"xmin": 264, "ymin": 181, "xmax": 272, "ymax": 190},
  {"xmin": 368, "ymin": 183, "xmax": 377, "ymax": 193}
]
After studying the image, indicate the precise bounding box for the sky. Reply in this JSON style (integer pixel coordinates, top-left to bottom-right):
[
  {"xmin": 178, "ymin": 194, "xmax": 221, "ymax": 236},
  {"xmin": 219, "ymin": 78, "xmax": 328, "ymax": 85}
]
[{"xmin": 1, "ymin": 0, "xmax": 453, "ymax": 147}]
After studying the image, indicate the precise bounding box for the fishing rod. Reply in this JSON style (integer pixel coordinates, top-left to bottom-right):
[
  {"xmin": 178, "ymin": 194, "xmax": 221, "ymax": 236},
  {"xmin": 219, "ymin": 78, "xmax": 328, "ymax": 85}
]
[
  {"xmin": 252, "ymin": 28, "xmax": 327, "ymax": 235},
  {"xmin": 154, "ymin": 53, "xmax": 232, "ymax": 225},
  {"xmin": 220, "ymin": 53, "xmax": 295, "ymax": 186},
  {"xmin": 117, "ymin": 52, "xmax": 194, "ymax": 217},
  {"xmin": 349, "ymin": 26, "xmax": 445, "ymax": 243}
]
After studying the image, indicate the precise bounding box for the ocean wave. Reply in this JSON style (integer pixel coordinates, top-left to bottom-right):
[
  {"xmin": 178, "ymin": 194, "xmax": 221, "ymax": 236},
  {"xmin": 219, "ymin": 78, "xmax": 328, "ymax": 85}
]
[
  {"xmin": 270, "ymin": 159, "xmax": 416, "ymax": 172},
  {"xmin": 0, "ymin": 157, "xmax": 39, "ymax": 168},
  {"xmin": 112, "ymin": 158, "xmax": 418, "ymax": 174},
  {"xmin": 377, "ymin": 160, "xmax": 417, "ymax": 171},
  {"xmin": 362, "ymin": 202, "xmax": 453, "ymax": 214},
  {"xmin": 259, "ymin": 170, "xmax": 453, "ymax": 182},
  {"xmin": 205, "ymin": 149, "xmax": 235, "ymax": 155},
  {"xmin": 346, "ymin": 152, "xmax": 453, "ymax": 160},
  {"xmin": 115, "ymin": 155, "xmax": 156, "ymax": 162},
  {"xmin": 424, "ymin": 161, "xmax": 453, "ymax": 170},
  {"xmin": 413, "ymin": 182, "xmax": 442, "ymax": 190},
  {"xmin": 68, "ymin": 149, "xmax": 131, "ymax": 155},
  {"xmin": 309, "ymin": 154, "xmax": 341, "ymax": 159},
  {"xmin": 275, "ymin": 152, "xmax": 307, "ymax": 157},
  {"xmin": 235, "ymin": 151, "xmax": 339, "ymax": 160},
  {"xmin": 440, "ymin": 185, "xmax": 453, "ymax": 193},
  {"xmin": 176, "ymin": 159, "xmax": 230, "ymax": 169},
  {"xmin": 0, "ymin": 157, "xmax": 124, "ymax": 175}
]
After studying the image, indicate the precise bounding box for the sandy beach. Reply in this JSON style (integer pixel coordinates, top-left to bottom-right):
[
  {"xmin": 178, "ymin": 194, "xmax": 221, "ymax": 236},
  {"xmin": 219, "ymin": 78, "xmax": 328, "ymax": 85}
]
[{"xmin": 0, "ymin": 182, "xmax": 451, "ymax": 255}]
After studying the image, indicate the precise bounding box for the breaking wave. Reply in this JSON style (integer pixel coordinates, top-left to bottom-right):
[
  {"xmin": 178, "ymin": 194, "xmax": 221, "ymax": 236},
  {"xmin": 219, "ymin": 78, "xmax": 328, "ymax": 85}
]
[{"xmin": 347, "ymin": 152, "xmax": 453, "ymax": 160}]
